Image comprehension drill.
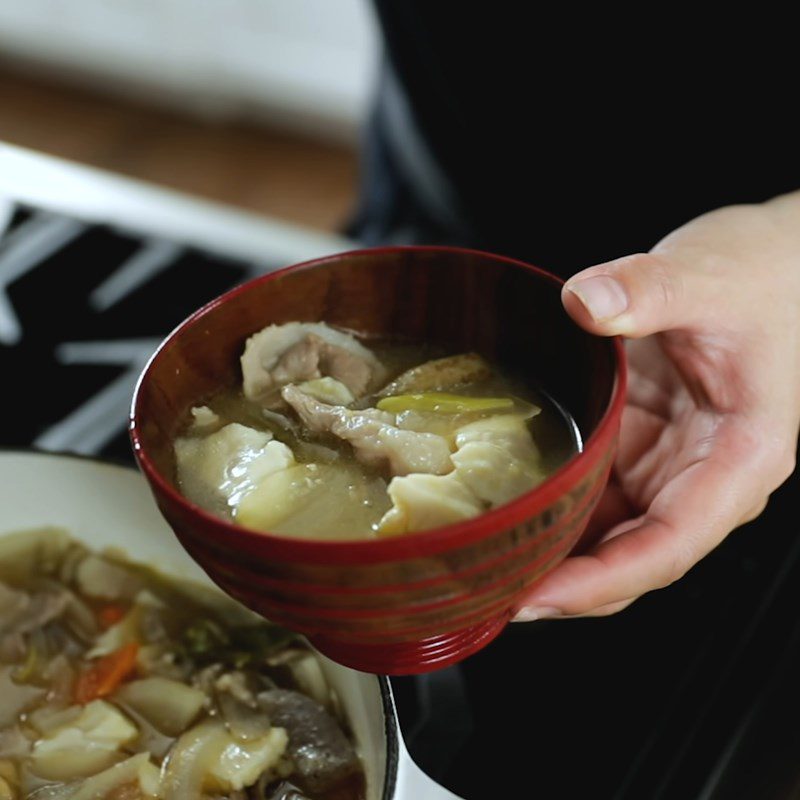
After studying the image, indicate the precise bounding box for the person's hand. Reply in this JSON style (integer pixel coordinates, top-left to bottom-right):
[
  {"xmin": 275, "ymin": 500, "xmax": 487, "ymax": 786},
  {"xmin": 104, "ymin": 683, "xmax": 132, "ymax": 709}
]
[{"xmin": 514, "ymin": 193, "xmax": 800, "ymax": 620}]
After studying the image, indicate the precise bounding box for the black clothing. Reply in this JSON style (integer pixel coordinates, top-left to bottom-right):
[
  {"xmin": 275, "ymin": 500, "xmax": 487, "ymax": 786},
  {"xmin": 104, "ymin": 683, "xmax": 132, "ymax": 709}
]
[{"xmin": 349, "ymin": 4, "xmax": 798, "ymax": 279}]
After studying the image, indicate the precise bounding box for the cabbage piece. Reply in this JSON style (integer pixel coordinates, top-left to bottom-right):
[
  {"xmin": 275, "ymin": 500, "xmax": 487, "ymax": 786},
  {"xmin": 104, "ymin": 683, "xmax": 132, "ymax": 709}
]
[
  {"xmin": 109, "ymin": 697, "xmax": 176, "ymax": 762},
  {"xmin": 0, "ymin": 726, "xmax": 30, "ymax": 762},
  {"xmin": 86, "ymin": 607, "xmax": 142, "ymax": 659},
  {"xmin": 216, "ymin": 689, "xmax": 272, "ymax": 742},
  {"xmin": 237, "ymin": 463, "xmax": 390, "ymax": 540},
  {"xmin": 114, "ymin": 677, "xmax": 205, "ymax": 737},
  {"xmin": 161, "ymin": 718, "xmax": 288, "ymax": 796},
  {"xmin": 209, "ymin": 727, "xmax": 288, "ymax": 792},
  {"xmin": 40, "ymin": 655, "xmax": 77, "ymax": 710},
  {"xmin": 190, "ymin": 405, "xmax": 221, "ymax": 431},
  {"xmin": 29, "ymin": 700, "xmax": 138, "ymax": 781},
  {"xmin": 0, "ymin": 528, "xmax": 70, "ymax": 584},
  {"xmin": 0, "ymin": 666, "xmax": 45, "ymax": 727},
  {"xmin": 88, "ymin": 589, "xmax": 169, "ymax": 659},
  {"xmin": 74, "ymin": 554, "xmax": 142, "ymax": 601},
  {"xmin": 454, "ymin": 413, "xmax": 541, "ymax": 463},
  {"xmin": 0, "ymin": 760, "xmax": 15, "ymax": 787},
  {"xmin": 175, "ymin": 423, "xmax": 295, "ymax": 517},
  {"xmin": 28, "ymin": 705, "xmax": 82, "ymax": 738},
  {"xmin": 235, "ymin": 464, "xmax": 322, "ymax": 532},
  {"xmin": 41, "ymin": 752, "xmax": 161, "ymax": 800},
  {"xmin": 285, "ymin": 652, "xmax": 331, "ymax": 710},
  {"xmin": 377, "ymin": 472, "xmax": 484, "ymax": 536}
]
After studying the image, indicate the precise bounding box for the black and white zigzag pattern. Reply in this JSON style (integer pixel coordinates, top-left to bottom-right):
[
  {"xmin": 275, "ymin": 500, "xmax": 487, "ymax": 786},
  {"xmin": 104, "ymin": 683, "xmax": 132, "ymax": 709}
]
[{"xmin": 0, "ymin": 204, "xmax": 273, "ymax": 463}]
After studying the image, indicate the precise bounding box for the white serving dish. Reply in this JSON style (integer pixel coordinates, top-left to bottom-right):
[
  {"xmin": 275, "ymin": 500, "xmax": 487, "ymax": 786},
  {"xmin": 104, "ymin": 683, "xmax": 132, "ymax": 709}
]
[{"xmin": 0, "ymin": 450, "xmax": 461, "ymax": 800}]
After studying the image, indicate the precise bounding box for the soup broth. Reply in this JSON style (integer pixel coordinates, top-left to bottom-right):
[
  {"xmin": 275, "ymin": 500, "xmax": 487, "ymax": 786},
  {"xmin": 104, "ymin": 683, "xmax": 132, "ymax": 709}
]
[{"xmin": 174, "ymin": 325, "xmax": 579, "ymax": 541}]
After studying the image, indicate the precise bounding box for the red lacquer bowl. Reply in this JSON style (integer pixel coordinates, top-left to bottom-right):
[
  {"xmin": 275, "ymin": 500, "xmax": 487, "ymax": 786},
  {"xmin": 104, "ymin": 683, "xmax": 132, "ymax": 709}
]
[{"xmin": 130, "ymin": 246, "xmax": 626, "ymax": 675}]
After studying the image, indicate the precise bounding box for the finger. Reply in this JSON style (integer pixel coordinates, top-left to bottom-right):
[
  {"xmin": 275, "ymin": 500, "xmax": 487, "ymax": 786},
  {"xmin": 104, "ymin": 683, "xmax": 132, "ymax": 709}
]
[
  {"xmin": 560, "ymin": 597, "xmax": 637, "ymax": 618},
  {"xmin": 739, "ymin": 496, "xmax": 768, "ymax": 526},
  {"xmin": 512, "ymin": 597, "xmax": 636, "ymax": 622},
  {"xmin": 514, "ymin": 445, "xmax": 760, "ymax": 617},
  {"xmin": 561, "ymin": 252, "xmax": 697, "ymax": 338}
]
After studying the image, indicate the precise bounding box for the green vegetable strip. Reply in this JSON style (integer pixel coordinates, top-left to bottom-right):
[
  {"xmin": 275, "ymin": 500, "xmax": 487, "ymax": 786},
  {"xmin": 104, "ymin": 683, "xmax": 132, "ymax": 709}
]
[{"xmin": 376, "ymin": 393, "xmax": 515, "ymax": 414}]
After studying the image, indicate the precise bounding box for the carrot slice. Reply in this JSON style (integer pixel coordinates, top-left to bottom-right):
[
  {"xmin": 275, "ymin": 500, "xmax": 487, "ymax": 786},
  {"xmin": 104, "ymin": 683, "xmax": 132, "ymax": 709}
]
[
  {"xmin": 74, "ymin": 642, "xmax": 139, "ymax": 704},
  {"xmin": 97, "ymin": 604, "xmax": 128, "ymax": 629}
]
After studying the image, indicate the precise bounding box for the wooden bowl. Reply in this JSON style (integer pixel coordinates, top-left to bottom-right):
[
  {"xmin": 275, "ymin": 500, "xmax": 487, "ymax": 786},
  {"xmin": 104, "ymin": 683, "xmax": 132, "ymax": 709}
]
[{"xmin": 130, "ymin": 246, "xmax": 627, "ymax": 674}]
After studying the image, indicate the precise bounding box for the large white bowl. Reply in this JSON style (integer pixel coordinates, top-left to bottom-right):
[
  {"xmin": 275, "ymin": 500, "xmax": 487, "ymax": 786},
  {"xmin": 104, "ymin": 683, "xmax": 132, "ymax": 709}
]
[{"xmin": 0, "ymin": 450, "xmax": 460, "ymax": 800}]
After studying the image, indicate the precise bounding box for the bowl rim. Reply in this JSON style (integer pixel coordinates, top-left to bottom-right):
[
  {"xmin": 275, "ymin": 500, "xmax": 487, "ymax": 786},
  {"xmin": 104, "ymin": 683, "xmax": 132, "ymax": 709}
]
[{"xmin": 130, "ymin": 244, "xmax": 627, "ymax": 564}]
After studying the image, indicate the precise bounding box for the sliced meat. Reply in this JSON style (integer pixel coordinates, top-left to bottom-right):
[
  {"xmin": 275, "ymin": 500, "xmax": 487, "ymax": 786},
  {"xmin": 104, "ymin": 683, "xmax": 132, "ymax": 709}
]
[
  {"xmin": 294, "ymin": 377, "xmax": 355, "ymax": 406},
  {"xmin": 282, "ymin": 386, "xmax": 453, "ymax": 477},
  {"xmin": 257, "ymin": 689, "xmax": 360, "ymax": 793},
  {"xmin": 241, "ymin": 322, "xmax": 384, "ymax": 405},
  {"xmin": 310, "ymin": 335, "xmax": 375, "ymax": 396},
  {"xmin": 378, "ymin": 413, "xmax": 545, "ymax": 534},
  {"xmin": 377, "ymin": 352, "xmax": 492, "ymax": 397},
  {"xmin": 268, "ymin": 336, "xmax": 321, "ymax": 387},
  {"xmin": 0, "ymin": 582, "xmax": 70, "ymax": 637},
  {"xmin": 271, "ymin": 335, "xmax": 374, "ymax": 399}
]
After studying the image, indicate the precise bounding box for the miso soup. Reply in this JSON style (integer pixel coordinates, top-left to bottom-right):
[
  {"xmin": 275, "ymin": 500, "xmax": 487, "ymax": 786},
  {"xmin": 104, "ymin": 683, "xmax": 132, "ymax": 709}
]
[{"xmin": 174, "ymin": 323, "xmax": 579, "ymax": 540}]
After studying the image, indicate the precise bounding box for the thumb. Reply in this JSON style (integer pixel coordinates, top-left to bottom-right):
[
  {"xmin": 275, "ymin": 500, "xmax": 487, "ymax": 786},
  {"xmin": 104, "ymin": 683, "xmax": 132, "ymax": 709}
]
[{"xmin": 562, "ymin": 253, "xmax": 689, "ymax": 338}]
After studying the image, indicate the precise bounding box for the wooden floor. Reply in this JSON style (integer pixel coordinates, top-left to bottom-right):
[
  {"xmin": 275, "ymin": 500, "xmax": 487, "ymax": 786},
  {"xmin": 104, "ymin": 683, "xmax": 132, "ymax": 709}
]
[{"xmin": 0, "ymin": 67, "xmax": 360, "ymax": 232}]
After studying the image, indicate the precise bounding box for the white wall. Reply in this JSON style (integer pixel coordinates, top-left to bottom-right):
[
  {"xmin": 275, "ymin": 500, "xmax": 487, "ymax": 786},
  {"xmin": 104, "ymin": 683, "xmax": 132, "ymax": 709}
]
[{"xmin": 0, "ymin": 0, "xmax": 380, "ymax": 144}]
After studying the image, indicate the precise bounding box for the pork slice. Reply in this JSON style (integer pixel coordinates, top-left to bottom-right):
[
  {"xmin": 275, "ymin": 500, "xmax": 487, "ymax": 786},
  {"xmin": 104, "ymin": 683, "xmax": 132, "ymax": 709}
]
[
  {"xmin": 241, "ymin": 322, "xmax": 384, "ymax": 405},
  {"xmin": 271, "ymin": 335, "xmax": 376, "ymax": 399},
  {"xmin": 0, "ymin": 582, "xmax": 70, "ymax": 637},
  {"xmin": 281, "ymin": 386, "xmax": 453, "ymax": 477},
  {"xmin": 270, "ymin": 336, "xmax": 322, "ymax": 387}
]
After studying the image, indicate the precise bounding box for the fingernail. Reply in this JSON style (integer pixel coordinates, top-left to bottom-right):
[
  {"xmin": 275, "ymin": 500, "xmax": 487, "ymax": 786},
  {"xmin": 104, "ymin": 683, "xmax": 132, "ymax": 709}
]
[
  {"xmin": 512, "ymin": 606, "xmax": 562, "ymax": 623},
  {"xmin": 566, "ymin": 275, "xmax": 628, "ymax": 322}
]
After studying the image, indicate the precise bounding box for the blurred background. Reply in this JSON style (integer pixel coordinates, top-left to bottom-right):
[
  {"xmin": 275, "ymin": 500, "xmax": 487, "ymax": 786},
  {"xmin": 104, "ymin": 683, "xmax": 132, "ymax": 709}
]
[{"xmin": 0, "ymin": 0, "xmax": 379, "ymax": 231}]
